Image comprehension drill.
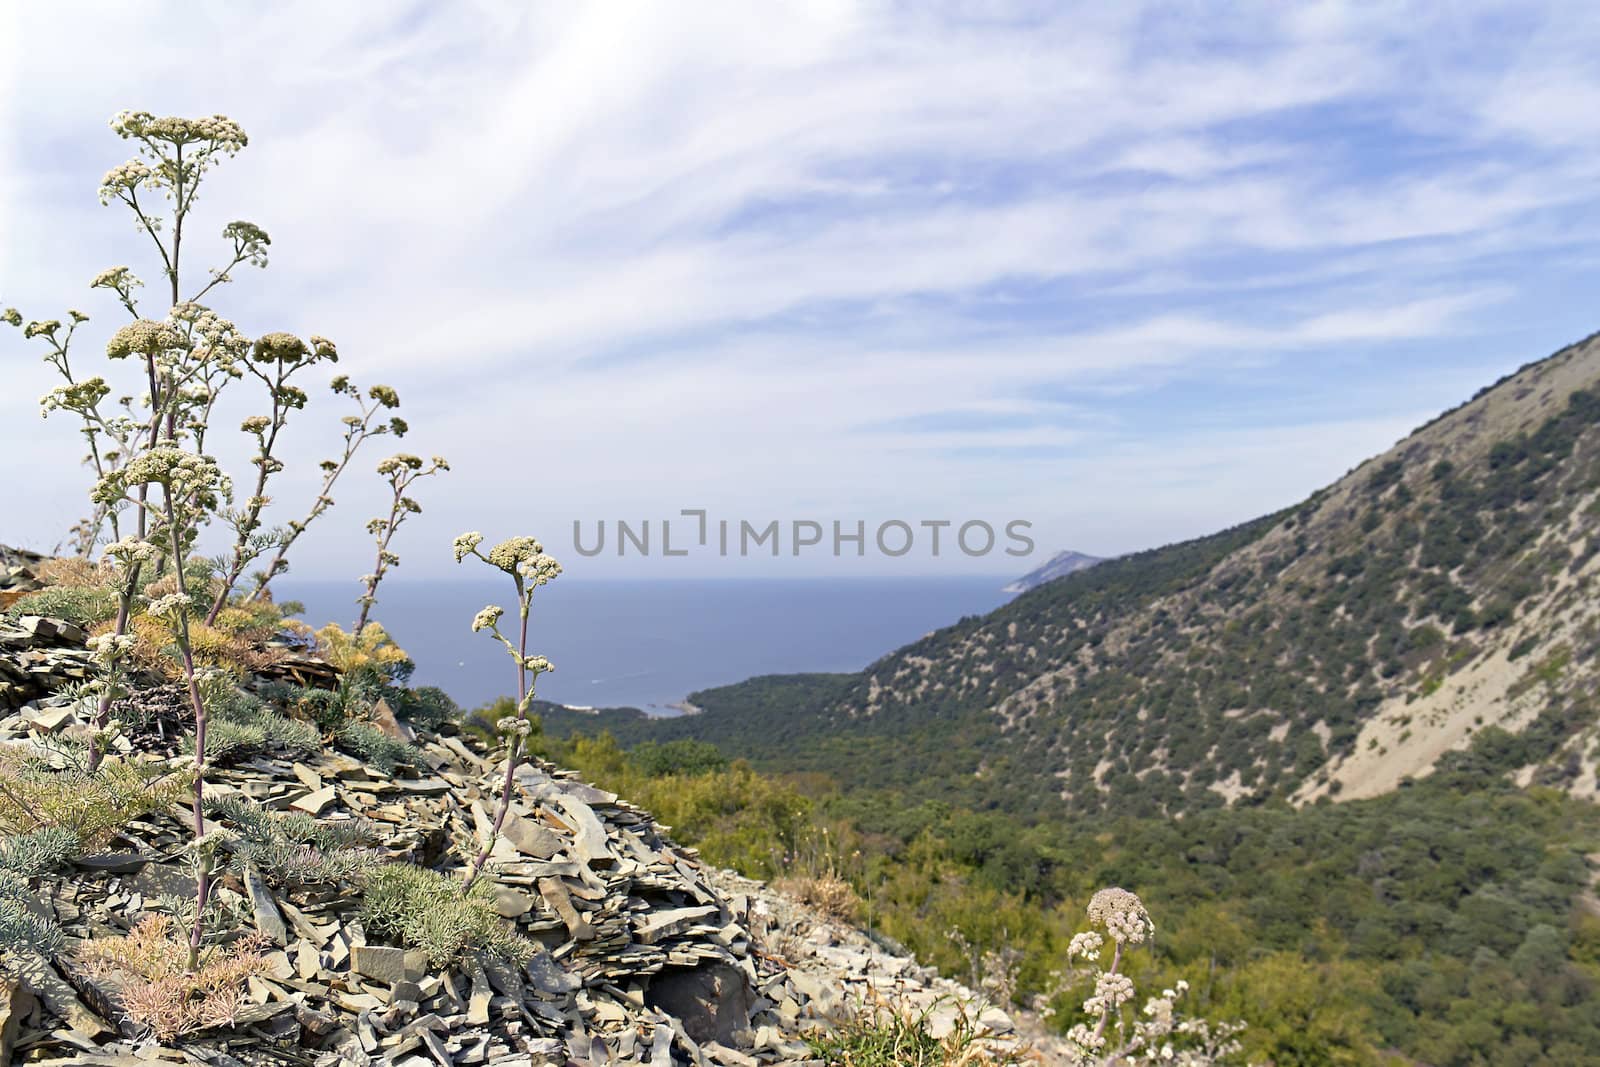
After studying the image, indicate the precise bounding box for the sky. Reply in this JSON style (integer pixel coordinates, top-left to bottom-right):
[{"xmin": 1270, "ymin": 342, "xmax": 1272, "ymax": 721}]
[{"xmin": 2, "ymin": 1, "xmax": 1598, "ymax": 580}]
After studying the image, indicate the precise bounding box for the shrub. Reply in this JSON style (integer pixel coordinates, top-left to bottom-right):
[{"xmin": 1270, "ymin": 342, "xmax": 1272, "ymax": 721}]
[
  {"xmin": 0, "ymin": 882, "xmax": 65, "ymax": 956},
  {"xmin": 361, "ymin": 862, "xmax": 532, "ymax": 968},
  {"xmin": 204, "ymin": 699, "xmax": 320, "ymax": 759},
  {"xmin": 205, "ymin": 795, "xmax": 378, "ymax": 887},
  {"xmin": 629, "ymin": 738, "xmax": 729, "ymax": 777},
  {"xmin": 78, "ymin": 914, "xmax": 268, "ymax": 1041},
  {"xmin": 401, "ymin": 685, "xmax": 461, "ymax": 730},
  {"xmin": 337, "ymin": 721, "xmax": 417, "ymax": 774},
  {"xmin": 316, "ymin": 622, "xmax": 412, "ymax": 681},
  {"xmin": 0, "ymin": 827, "xmax": 79, "ymax": 876},
  {"xmin": 4, "ymin": 583, "xmax": 120, "ymax": 627},
  {"xmin": 0, "ymin": 748, "xmax": 192, "ymax": 847},
  {"xmin": 775, "ymin": 872, "xmax": 860, "ymax": 924}
]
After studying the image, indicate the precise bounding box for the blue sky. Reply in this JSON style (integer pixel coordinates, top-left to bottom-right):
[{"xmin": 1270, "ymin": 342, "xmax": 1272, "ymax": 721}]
[{"xmin": 2, "ymin": 2, "xmax": 1599, "ymax": 578}]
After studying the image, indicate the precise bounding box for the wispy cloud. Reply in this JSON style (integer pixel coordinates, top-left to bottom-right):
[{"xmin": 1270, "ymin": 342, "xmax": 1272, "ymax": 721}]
[{"xmin": 1, "ymin": 1, "xmax": 1597, "ymax": 575}]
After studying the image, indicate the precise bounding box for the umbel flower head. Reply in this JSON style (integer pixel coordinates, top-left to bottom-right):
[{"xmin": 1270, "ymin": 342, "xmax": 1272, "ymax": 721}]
[
  {"xmin": 107, "ymin": 319, "xmax": 184, "ymax": 359},
  {"xmin": 453, "ymin": 532, "xmax": 484, "ymax": 562},
  {"xmin": 487, "ymin": 537, "xmax": 543, "ymax": 574},
  {"xmin": 97, "ymin": 446, "xmax": 230, "ymax": 512},
  {"xmin": 1087, "ymin": 886, "xmax": 1153, "ymax": 945},
  {"xmin": 471, "ymin": 605, "xmax": 504, "ymax": 633},
  {"xmin": 40, "ymin": 378, "xmax": 111, "ymax": 417},
  {"xmin": 377, "ymin": 453, "xmax": 424, "ymax": 476},
  {"xmin": 252, "ymin": 332, "xmax": 309, "ymax": 363},
  {"xmin": 102, "ymin": 536, "xmax": 159, "ymax": 570},
  {"xmin": 111, "ymin": 111, "xmax": 247, "ymax": 153},
  {"xmin": 519, "ymin": 554, "xmax": 562, "ymax": 588},
  {"xmin": 98, "ymin": 159, "xmax": 157, "ymax": 203}
]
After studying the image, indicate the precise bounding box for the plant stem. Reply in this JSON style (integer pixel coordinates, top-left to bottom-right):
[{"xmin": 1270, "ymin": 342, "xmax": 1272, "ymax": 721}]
[
  {"xmin": 463, "ymin": 580, "xmax": 530, "ymax": 892},
  {"xmin": 207, "ymin": 381, "xmax": 285, "ymax": 623},
  {"xmin": 354, "ymin": 480, "xmax": 405, "ymax": 635}
]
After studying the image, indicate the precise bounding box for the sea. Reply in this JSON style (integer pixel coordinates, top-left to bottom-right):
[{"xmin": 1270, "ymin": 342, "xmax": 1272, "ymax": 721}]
[{"xmin": 276, "ymin": 577, "xmax": 1014, "ymax": 715}]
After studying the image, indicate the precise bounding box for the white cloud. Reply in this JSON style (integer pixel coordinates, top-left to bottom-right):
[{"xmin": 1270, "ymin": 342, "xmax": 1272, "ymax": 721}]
[{"xmin": 1, "ymin": 1, "xmax": 1598, "ymax": 576}]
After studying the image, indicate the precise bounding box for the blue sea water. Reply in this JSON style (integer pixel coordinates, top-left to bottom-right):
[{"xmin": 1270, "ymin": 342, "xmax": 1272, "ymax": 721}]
[{"xmin": 277, "ymin": 578, "xmax": 1013, "ymax": 714}]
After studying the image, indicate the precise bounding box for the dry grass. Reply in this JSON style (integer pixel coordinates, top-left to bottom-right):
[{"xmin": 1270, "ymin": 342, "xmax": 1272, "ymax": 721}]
[
  {"xmin": 36, "ymin": 556, "xmax": 118, "ymax": 588},
  {"xmin": 116, "ymin": 611, "xmax": 283, "ymax": 681},
  {"xmin": 78, "ymin": 914, "xmax": 268, "ymax": 1041},
  {"xmin": 776, "ymin": 872, "xmax": 862, "ymax": 924}
]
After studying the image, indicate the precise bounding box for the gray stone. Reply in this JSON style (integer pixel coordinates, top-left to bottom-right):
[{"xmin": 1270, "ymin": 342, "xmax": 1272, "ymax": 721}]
[
  {"xmin": 246, "ymin": 866, "xmax": 289, "ymax": 946},
  {"xmin": 0, "ymin": 973, "xmax": 35, "ymax": 1065},
  {"xmin": 634, "ymin": 904, "xmax": 719, "ymax": 945},
  {"xmin": 351, "ymin": 944, "xmax": 429, "ymax": 986},
  {"xmin": 500, "ymin": 810, "xmax": 562, "ymax": 859}
]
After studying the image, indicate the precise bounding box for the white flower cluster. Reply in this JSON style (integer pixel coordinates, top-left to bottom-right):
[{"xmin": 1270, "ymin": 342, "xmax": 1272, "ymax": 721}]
[
  {"xmin": 91, "ymin": 265, "xmax": 142, "ymax": 292},
  {"xmin": 521, "ymin": 654, "xmax": 553, "ymax": 675},
  {"xmin": 106, "ymin": 319, "xmax": 184, "ymax": 359},
  {"xmin": 1068, "ymin": 930, "xmax": 1104, "ymax": 962},
  {"xmin": 240, "ymin": 415, "xmax": 272, "ymax": 435},
  {"xmin": 1088, "ymin": 886, "xmax": 1154, "ymax": 945},
  {"xmin": 252, "ymin": 331, "xmax": 309, "ymax": 364},
  {"xmin": 188, "ymin": 308, "xmax": 250, "ymax": 368},
  {"xmin": 103, "ymin": 536, "xmax": 158, "ymax": 570},
  {"xmin": 1084, "ymin": 971, "xmax": 1136, "ymax": 1015},
  {"xmin": 377, "ymin": 453, "xmax": 424, "ymax": 476},
  {"xmin": 112, "ymin": 111, "xmax": 248, "ymax": 154},
  {"xmin": 97, "ymin": 447, "xmax": 230, "ymax": 514},
  {"xmin": 454, "ymin": 532, "xmax": 484, "ymax": 562},
  {"xmin": 471, "ymin": 605, "xmax": 504, "ymax": 633},
  {"xmin": 86, "ymin": 632, "xmax": 136, "ymax": 662},
  {"xmin": 496, "ymin": 716, "xmax": 536, "ymax": 738},
  {"xmin": 519, "ymin": 554, "xmax": 562, "ymax": 587},
  {"xmin": 486, "ymin": 536, "xmax": 542, "ymax": 574},
  {"xmin": 146, "ymin": 592, "xmax": 191, "ymax": 619},
  {"xmin": 40, "ymin": 377, "xmax": 111, "ymax": 418},
  {"xmin": 98, "ymin": 159, "xmax": 157, "ymax": 203},
  {"xmin": 221, "ymin": 220, "xmax": 271, "ymax": 267}
]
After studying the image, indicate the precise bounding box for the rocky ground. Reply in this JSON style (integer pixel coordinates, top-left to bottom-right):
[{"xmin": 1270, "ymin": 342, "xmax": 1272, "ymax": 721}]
[{"xmin": 0, "ymin": 552, "xmax": 1052, "ymax": 1066}]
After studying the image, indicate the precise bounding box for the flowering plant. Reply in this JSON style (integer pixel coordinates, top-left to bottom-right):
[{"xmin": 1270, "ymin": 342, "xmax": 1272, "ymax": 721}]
[
  {"xmin": 453, "ymin": 533, "xmax": 562, "ymax": 888},
  {"xmin": 352, "ymin": 454, "xmax": 448, "ymax": 634},
  {"xmin": 1046, "ymin": 888, "xmax": 1246, "ymax": 1066}
]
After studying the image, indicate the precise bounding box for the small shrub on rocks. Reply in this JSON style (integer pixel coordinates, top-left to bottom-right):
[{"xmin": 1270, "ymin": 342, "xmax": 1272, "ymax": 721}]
[
  {"xmin": 205, "ymin": 795, "xmax": 379, "ymax": 887},
  {"xmin": 336, "ymin": 720, "xmax": 417, "ymax": 773},
  {"xmin": 0, "ymin": 746, "xmax": 191, "ymax": 846},
  {"xmin": 360, "ymin": 862, "xmax": 532, "ymax": 968},
  {"xmin": 78, "ymin": 914, "xmax": 268, "ymax": 1041}
]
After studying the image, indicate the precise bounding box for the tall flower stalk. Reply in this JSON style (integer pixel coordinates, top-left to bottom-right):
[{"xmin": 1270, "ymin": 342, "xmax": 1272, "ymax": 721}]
[
  {"xmin": 248, "ymin": 378, "xmax": 406, "ymax": 603},
  {"xmin": 353, "ymin": 454, "xmax": 448, "ymax": 635},
  {"xmin": 453, "ymin": 534, "xmax": 561, "ymax": 891},
  {"xmin": 93, "ymin": 449, "xmax": 231, "ymax": 968}
]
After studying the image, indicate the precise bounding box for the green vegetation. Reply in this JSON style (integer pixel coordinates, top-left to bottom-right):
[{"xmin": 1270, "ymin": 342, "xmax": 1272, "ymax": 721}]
[
  {"xmin": 544, "ymin": 373, "xmax": 1600, "ymax": 820},
  {"xmin": 204, "ymin": 795, "xmax": 379, "ymax": 888},
  {"xmin": 360, "ymin": 863, "xmax": 534, "ymax": 967},
  {"xmin": 538, "ymin": 728, "xmax": 1600, "ymax": 1066},
  {"xmin": 808, "ymin": 998, "xmax": 1027, "ymax": 1066}
]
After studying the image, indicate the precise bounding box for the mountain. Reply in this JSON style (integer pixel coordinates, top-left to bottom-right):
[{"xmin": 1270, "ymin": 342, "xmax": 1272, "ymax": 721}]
[
  {"xmin": 1001, "ymin": 549, "xmax": 1104, "ymax": 593},
  {"xmin": 557, "ymin": 331, "xmax": 1600, "ymax": 818}
]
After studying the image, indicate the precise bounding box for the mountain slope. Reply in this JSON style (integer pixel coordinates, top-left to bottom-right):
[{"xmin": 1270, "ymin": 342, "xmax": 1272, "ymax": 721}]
[
  {"xmin": 558, "ymin": 332, "xmax": 1600, "ymax": 818},
  {"xmin": 1002, "ymin": 549, "xmax": 1104, "ymax": 593}
]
